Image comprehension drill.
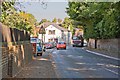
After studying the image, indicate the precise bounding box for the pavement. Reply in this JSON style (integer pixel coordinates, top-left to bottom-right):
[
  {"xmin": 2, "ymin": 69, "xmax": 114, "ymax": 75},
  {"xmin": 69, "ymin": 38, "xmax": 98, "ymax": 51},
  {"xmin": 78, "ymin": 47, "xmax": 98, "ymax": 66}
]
[
  {"xmin": 14, "ymin": 51, "xmax": 58, "ymax": 78},
  {"xmin": 84, "ymin": 47, "xmax": 119, "ymax": 60}
]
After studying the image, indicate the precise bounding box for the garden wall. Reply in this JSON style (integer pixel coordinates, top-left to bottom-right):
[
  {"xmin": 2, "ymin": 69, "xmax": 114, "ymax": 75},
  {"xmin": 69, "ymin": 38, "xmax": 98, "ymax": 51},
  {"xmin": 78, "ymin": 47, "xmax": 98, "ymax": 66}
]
[
  {"xmin": 88, "ymin": 38, "xmax": 120, "ymax": 58},
  {"xmin": 0, "ymin": 22, "xmax": 33, "ymax": 78}
]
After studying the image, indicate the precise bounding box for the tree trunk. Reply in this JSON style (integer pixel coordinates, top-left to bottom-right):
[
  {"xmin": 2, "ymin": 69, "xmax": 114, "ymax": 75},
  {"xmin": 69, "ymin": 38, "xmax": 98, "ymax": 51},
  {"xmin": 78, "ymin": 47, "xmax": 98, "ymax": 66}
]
[{"xmin": 95, "ymin": 39, "xmax": 97, "ymax": 49}]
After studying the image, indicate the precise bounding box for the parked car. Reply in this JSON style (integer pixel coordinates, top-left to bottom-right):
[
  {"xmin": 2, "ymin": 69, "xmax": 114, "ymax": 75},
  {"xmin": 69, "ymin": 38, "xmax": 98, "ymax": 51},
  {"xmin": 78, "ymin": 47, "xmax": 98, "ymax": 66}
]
[
  {"xmin": 30, "ymin": 37, "xmax": 45, "ymax": 56},
  {"xmin": 44, "ymin": 42, "xmax": 54, "ymax": 49},
  {"xmin": 56, "ymin": 42, "xmax": 66, "ymax": 50},
  {"xmin": 36, "ymin": 43, "xmax": 44, "ymax": 56}
]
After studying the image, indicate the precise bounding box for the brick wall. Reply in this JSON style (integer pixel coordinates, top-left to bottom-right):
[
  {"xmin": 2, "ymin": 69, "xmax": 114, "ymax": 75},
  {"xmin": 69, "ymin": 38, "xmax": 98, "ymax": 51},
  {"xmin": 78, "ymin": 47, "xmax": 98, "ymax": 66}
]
[
  {"xmin": 88, "ymin": 38, "xmax": 120, "ymax": 57},
  {"xmin": 88, "ymin": 39, "xmax": 95, "ymax": 48}
]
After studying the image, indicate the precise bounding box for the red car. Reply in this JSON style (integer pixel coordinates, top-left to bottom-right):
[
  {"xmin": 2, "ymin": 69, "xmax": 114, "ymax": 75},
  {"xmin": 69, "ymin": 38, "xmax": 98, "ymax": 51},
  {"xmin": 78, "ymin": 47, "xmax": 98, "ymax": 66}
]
[
  {"xmin": 44, "ymin": 42, "xmax": 54, "ymax": 49},
  {"xmin": 56, "ymin": 42, "xmax": 66, "ymax": 50}
]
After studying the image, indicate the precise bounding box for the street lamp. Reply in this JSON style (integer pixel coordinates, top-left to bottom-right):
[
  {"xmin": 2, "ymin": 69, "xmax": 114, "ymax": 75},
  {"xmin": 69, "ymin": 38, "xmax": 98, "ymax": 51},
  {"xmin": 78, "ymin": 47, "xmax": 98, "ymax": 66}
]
[{"xmin": 39, "ymin": 25, "xmax": 45, "ymax": 47}]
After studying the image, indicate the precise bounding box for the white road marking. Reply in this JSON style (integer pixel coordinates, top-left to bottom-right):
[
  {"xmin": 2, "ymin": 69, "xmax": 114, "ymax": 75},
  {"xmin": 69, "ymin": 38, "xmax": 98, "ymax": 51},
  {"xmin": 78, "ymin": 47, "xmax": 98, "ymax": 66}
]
[
  {"xmin": 67, "ymin": 55, "xmax": 73, "ymax": 57},
  {"xmin": 104, "ymin": 68, "xmax": 119, "ymax": 75},
  {"xmin": 77, "ymin": 56, "xmax": 83, "ymax": 58},
  {"xmin": 76, "ymin": 62, "xmax": 86, "ymax": 65},
  {"xmin": 53, "ymin": 51, "xmax": 57, "ymax": 54},
  {"xmin": 97, "ymin": 63, "xmax": 105, "ymax": 66},
  {"xmin": 86, "ymin": 50, "xmax": 120, "ymax": 61},
  {"xmin": 81, "ymin": 47, "xmax": 85, "ymax": 49},
  {"xmin": 67, "ymin": 68, "xmax": 97, "ymax": 71},
  {"xmin": 105, "ymin": 64, "xmax": 120, "ymax": 68}
]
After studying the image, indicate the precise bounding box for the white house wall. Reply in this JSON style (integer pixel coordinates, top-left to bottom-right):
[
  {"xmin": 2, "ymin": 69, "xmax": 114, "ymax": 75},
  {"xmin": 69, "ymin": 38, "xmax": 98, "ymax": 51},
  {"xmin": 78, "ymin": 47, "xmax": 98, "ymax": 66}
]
[
  {"xmin": 45, "ymin": 25, "xmax": 62, "ymax": 42},
  {"xmin": 38, "ymin": 25, "xmax": 72, "ymax": 44}
]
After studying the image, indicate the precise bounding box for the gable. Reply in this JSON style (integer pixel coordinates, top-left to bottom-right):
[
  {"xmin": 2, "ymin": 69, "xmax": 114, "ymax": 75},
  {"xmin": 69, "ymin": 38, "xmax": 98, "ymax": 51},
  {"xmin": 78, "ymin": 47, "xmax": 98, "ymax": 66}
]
[{"xmin": 45, "ymin": 25, "xmax": 61, "ymax": 31}]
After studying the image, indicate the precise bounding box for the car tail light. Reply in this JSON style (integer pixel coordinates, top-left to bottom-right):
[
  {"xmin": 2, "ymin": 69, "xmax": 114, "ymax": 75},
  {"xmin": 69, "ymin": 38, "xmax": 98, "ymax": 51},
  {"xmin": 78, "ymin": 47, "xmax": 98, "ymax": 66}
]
[{"xmin": 33, "ymin": 48, "xmax": 35, "ymax": 52}]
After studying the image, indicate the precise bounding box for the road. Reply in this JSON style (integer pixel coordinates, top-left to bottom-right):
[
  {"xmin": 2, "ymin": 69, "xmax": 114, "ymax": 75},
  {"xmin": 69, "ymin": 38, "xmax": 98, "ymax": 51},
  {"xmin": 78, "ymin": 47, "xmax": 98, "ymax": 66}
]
[{"xmin": 47, "ymin": 46, "xmax": 120, "ymax": 78}]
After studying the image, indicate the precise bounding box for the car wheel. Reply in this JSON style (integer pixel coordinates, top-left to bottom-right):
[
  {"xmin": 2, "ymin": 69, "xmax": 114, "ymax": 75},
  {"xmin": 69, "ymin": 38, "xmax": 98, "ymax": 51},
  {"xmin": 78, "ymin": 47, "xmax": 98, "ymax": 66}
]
[
  {"xmin": 37, "ymin": 53, "xmax": 39, "ymax": 56},
  {"xmin": 64, "ymin": 48, "xmax": 66, "ymax": 50},
  {"xmin": 57, "ymin": 48, "xmax": 59, "ymax": 50},
  {"xmin": 40, "ymin": 53, "xmax": 42, "ymax": 56},
  {"xmin": 73, "ymin": 45, "xmax": 75, "ymax": 47}
]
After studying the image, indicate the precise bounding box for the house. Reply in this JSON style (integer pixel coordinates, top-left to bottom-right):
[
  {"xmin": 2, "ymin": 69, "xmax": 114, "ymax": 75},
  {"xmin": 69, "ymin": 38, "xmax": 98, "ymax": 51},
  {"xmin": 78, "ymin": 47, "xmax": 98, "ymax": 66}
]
[{"xmin": 36, "ymin": 22, "xmax": 72, "ymax": 44}]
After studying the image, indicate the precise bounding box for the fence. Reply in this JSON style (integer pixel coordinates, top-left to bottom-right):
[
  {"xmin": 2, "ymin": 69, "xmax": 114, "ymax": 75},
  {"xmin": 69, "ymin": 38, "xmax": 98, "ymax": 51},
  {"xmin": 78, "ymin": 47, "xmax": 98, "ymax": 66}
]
[
  {"xmin": 0, "ymin": 23, "xmax": 33, "ymax": 78},
  {"xmin": 2, "ymin": 42, "xmax": 33, "ymax": 78}
]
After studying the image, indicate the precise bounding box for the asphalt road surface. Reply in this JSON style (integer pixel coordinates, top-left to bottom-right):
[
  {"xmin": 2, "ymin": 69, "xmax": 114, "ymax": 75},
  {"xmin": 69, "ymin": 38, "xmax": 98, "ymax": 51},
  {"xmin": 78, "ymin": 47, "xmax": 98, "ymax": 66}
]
[{"xmin": 47, "ymin": 46, "xmax": 120, "ymax": 78}]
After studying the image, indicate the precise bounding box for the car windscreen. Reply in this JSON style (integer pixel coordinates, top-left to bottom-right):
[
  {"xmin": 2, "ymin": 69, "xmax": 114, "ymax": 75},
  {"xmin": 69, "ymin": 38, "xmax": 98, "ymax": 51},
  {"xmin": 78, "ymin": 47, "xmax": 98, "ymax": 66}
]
[
  {"xmin": 30, "ymin": 38, "xmax": 37, "ymax": 43},
  {"xmin": 58, "ymin": 42, "xmax": 65, "ymax": 44},
  {"xmin": 36, "ymin": 43, "xmax": 41, "ymax": 47},
  {"xmin": 72, "ymin": 37, "xmax": 80, "ymax": 40}
]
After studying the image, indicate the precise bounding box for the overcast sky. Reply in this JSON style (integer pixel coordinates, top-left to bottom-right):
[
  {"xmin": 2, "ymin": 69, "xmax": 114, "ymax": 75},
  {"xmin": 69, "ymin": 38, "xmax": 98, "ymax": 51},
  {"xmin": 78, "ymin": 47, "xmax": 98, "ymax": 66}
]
[{"xmin": 20, "ymin": 1, "xmax": 69, "ymax": 22}]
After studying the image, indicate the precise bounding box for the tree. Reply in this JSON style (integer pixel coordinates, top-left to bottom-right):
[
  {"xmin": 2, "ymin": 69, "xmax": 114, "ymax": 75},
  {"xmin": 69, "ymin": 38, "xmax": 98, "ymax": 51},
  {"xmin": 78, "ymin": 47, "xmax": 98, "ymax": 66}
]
[
  {"xmin": 1, "ymin": 1, "xmax": 37, "ymax": 33},
  {"xmin": 1, "ymin": 2, "xmax": 15, "ymax": 23},
  {"xmin": 39, "ymin": 19, "xmax": 50, "ymax": 25},
  {"xmin": 62, "ymin": 17, "xmax": 73, "ymax": 30},
  {"xmin": 19, "ymin": 12, "xmax": 37, "ymax": 33},
  {"xmin": 58, "ymin": 18, "xmax": 62, "ymax": 24},
  {"xmin": 52, "ymin": 18, "xmax": 57, "ymax": 23},
  {"xmin": 66, "ymin": 2, "xmax": 120, "ymax": 39}
]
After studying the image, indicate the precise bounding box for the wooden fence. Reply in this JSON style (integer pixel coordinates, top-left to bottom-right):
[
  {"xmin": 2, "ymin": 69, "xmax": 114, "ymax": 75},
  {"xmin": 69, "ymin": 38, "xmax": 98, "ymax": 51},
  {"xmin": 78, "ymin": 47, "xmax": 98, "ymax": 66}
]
[{"xmin": 0, "ymin": 23, "xmax": 33, "ymax": 78}]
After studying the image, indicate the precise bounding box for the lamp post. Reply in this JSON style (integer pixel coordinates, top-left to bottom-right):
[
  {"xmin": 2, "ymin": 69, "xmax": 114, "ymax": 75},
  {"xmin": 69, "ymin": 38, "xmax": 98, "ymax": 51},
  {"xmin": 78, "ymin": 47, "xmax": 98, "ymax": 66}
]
[
  {"xmin": 39, "ymin": 25, "xmax": 45, "ymax": 47},
  {"xmin": 68, "ymin": 23, "xmax": 71, "ymax": 45}
]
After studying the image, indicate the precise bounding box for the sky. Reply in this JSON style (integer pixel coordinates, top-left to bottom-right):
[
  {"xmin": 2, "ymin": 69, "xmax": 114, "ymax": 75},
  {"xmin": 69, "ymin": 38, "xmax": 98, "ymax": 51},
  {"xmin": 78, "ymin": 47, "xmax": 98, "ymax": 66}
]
[{"xmin": 20, "ymin": 1, "xmax": 69, "ymax": 22}]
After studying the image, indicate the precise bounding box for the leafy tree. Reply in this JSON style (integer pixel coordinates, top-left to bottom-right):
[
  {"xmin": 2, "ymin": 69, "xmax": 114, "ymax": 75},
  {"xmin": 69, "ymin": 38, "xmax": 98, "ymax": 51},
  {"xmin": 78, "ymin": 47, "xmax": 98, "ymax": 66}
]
[
  {"xmin": 1, "ymin": 2, "xmax": 15, "ymax": 23},
  {"xmin": 66, "ymin": 2, "xmax": 120, "ymax": 39},
  {"xmin": 62, "ymin": 17, "xmax": 73, "ymax": 30},
  {"xmin": 19, "ymin": 12, "xmax": 37, "ymax": 33},
  {"xmin": 39, "ymin": 19, "xmax": 50, "ymax": 25},
  {"xmin": 1, "ymin": 1, "xmax": 37, "ymax": 33},
  {"xmin": 58, "ymin": 18, "xmax": 62, "ymax": 24},
  {"xmin": 52, "ymin": 18, "xmax": 57, "ymax": 23}
]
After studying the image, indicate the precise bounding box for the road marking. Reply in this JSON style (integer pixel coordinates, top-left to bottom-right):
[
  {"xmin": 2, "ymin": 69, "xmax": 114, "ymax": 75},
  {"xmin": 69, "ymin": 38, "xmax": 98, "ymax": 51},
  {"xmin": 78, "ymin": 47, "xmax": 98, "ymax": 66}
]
[
  {"xmin": 67, "ymin": 55, "xmax": 73, "ymax": 57},
  {"xmin": 105, "ymin": 64, "xmax": 120, "ymax": 68},
  {"xmin": 104, "ymin": 68, "xmax": 119, "ymax": 75},
  {"xmin": 81, "ymin": 47, "xmax": 85, "ymax": 49},
  {"xmin": 76, "ymin": 62, "xmax": 86, "ymax": 65},
  {"xmin": 53, "ymin": 51, "xmax": 57, "ymax": 54},
  {"xmin": 97, "ymin": 63, "xmax": 105, "ymax": 66},
  {"xmin": 86, "ymin": 50, "xmax": 120, "ymax": 61},
  {"xmin": 67, "ymin": 67, "xmax": 97, "ymax": 71}
]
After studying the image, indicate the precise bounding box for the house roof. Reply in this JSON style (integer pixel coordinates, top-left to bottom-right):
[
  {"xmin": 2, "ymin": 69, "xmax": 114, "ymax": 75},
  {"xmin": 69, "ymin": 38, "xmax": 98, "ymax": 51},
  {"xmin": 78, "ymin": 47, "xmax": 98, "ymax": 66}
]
[{"xmin": 36, "ymin": 22, "xmax": 70, "ymax": 32}]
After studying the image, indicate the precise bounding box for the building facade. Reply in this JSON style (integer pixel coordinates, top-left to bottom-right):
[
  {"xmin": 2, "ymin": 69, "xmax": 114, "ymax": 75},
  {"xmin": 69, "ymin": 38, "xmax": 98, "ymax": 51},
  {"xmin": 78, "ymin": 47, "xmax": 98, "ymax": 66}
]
[{"xmin": 36, "ymin": 22, "xmax": 72, "ymax": 44}]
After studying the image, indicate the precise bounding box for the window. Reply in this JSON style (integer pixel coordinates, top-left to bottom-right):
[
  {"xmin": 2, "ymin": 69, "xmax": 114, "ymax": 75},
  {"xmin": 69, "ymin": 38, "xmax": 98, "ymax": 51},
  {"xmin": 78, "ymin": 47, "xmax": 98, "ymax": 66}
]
[
  {"xmin": 72, "ymin": 36, "xmax": 80, "ymax": 40},
  {"xmin": 48, "ymin": 39, "xmax": 53, "ymax": 42},
  {"xmin": 48, "ymin": 30, "xmax": 55, "ymax": 35}
]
